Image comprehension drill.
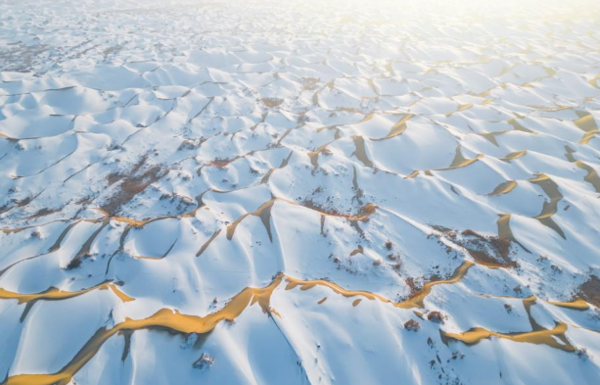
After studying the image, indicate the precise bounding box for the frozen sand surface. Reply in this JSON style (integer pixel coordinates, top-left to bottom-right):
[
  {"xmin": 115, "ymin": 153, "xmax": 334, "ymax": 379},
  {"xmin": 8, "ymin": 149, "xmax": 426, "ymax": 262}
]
[{"xmin": 1, "ymin": 0, "xmax": 600, "ymax": 384}]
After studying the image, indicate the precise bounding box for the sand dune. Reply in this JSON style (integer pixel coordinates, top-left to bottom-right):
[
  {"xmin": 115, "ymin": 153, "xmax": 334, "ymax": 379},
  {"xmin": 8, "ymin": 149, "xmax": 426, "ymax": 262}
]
[{"xmin": 1, "ymin": 0, "xmax": 600, "ymax": 384}]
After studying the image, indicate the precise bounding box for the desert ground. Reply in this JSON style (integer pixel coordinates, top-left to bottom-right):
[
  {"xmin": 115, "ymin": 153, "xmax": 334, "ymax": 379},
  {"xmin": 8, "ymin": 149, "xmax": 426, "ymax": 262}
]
[{"xmin": 1, "ymin": 1, "xmax": 600, "ymax": 384}]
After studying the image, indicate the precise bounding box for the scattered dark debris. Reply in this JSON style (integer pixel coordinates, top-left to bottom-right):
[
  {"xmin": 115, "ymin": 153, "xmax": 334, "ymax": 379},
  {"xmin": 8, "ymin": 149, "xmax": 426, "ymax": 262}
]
[
  {"xmin": 66, "ymin": 255, "xmax": 84, "ymax": 269},
  {"xmin": 427, "ymin": 337, "xmax": 435, "ymax": 348},
  {"xmin": 385, "ymin": 240, "xmax": 393, "ymax": 250},
  {"xmin": 427, "ymin": 311, "xmax": 445, "ymax": 323},
  {"xmin": 193, "ymin": 353, "xmax": 214, "ymax": 370},
  {"xmin": 404, "ymin": 319, "xmax": 420, "ymax": 332},
  {"xmin": 177, "ymin": 139, "xmax": 200, "ymax": 151},
  {"xmin": 108, "ymin": 143, "xmax": 123, "ymax": 151},
  {"xmin": 350, "ymin": 245, "xmax": 364, "ymax": 256},
  {"xmin": 208, "ymin": 157, "xmax": 236, "ymax": 168},
  {"xmin": 76, "ymin": 197, "xmax": 94, "ymax": 205},
  {"xmin": 504, "ymin": 304, "xmax": 513, "ymax": 314},
  {"xmin": 576, "ymin": 348, "xmax": 589, "ymax": 361},
  {"xmin": 513, "ymin": 285, "xmax": 522, "ymax": 294}
]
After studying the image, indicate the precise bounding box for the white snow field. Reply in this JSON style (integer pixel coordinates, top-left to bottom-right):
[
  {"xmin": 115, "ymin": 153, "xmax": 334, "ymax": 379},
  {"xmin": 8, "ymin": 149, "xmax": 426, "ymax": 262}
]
[{"xmin": 1, "ymin": 0, "xmax": 600, "ymax": 384}]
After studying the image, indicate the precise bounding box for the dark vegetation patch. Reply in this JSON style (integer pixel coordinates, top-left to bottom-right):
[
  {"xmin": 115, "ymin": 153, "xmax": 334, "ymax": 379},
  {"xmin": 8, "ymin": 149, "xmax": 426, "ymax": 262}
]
[
  {"xmin": 301, "ymin": 77, "xmax": 319, "ymax": 91},
  {"xmin": 262, "ymin": 98, "xmax": 283, "ymax": 108},
  {"xmin": 433, "ymin": 226, "xmax": 516, "ymax": 268},
  {"xmin": 427, "ymin": 311, "xmax": 445, "ymax": 323},
  {"xmin": 26, "ymin": 207, "xmax": 61, "ymax": 219},
  {"xmin": 102, "ymin": 157, "xmax": 167, "ymax": 216},
  {"xmin": 405, "ymin": 277, "xmax": 419, "ymax": 296},
  {"xmin": 578, "ymin": 275, "xmax": 600, "ymax": 307},
  {"xmin": 404, "ymin": 319, "xmax": 420, "ymax": 332},
  {"xmin": 0, "ymin": 189, "xmax": 46, "ymax": 215},
  {"xmin": 301, "ymin": 199, "xmax": 376, "ymax": 222}
]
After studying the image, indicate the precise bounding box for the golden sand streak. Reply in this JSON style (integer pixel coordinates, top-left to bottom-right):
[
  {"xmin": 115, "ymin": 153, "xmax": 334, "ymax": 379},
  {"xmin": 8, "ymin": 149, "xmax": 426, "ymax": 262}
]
[
  {"xmin": 92, "ymin": 208, "xmax": 157, "ymax": 227},
  {"xmin": 530, "ymin": 174, "xmax": 565, "ymax": 238},
  {"xmin": 574, "ymin": 114, "xmax": 598, "ymax": 132},
  {"xmin": 196, "ymin": 229, "xmax": 223, "ymax": 257},
  {"xmin": 307, "ymin": 143, "xmax": 331, "ymax": 172},
  {"xmin": 1, "ymin": 267, "xmax": 591, "ymax": 385},
  {"xmin": 489, "ymin": 180, "xmax": 518, "ymax": 196},
  {"xmin": 497, "ymin": 213, "xmax": 530, "ymax": 254},
  {"xmin": 111, "ymin": 216, "xmax": 147, "ymax": 227},
  {"xmin": 548, "ymin": 299, "xmax": 590, "ymax": 311},
  {"xmin": 442, "ymin": 322, "xmax": 575, "ymax": 352},
  {"xmin": 373, "ymin": 114, "xmax": 413, "ymax": 141},
  {"xmin": 107, "ymin": 284, "xmax": 136, "ymax": 303},
  {"xmin": 574, "ymin": 114, "xmax": 599, "ymax": 144},
  {"xmin": 508, "ymin": 118, "xmax": 534, "ymax": 133},
  {"xmin": 576, "ymin": 161, "xmax": 600, "ymax": 193},
  {"xmin": 351, "ymin": 135, "xmax": 373, "ymax": 168},
  {"xmin": 495, "ymin": 173, "xmax": 568, "ymax": 247},
  {"xmin": 0, "ymin": 282, "xmax": 132, "ymax": 304},
  {"xmin": 502, "ymin": 150, "xmax": 527, "ymax": 161},
  {"xmin": 285, "ymin": 260, "xmax": 475, "ymax": 309},
  {"xmin": 1, "ymin": 278, "xmax": 282, "ymax": 385},
  {"xmin": 225, "ymin": 198, "xmax": 378, "ymax": 241},
  {"xmin": 226, "ymin": 200, "xmax": 274, "ymax": 241},
  {"xmin": 408, "ymin": 146, "xmax": 484, "ymax": 177},
  {"xmin": 443, "ymin": 296, "xmax": 580, "ymax": 352},
  {"xmin": 435, "ymin": 145, "xmax": 483, "ymax": 172},
  {"xmin": 446, "ymin": 103, "xmax": 473, "ymax": 117},
  {"xmin": 580, "ymin": 130, "xmax": 600, "ymax": 144},
  {"xmin": 590, "ymin": 72, "xmax": 600, "ymax": 89}
]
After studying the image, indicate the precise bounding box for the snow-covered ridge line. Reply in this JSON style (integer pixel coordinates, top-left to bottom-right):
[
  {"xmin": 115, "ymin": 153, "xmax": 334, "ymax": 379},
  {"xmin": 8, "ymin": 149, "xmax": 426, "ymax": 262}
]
[{"xmin": 0, "ymin": 267, "xmax": 593, "ymax": 385}]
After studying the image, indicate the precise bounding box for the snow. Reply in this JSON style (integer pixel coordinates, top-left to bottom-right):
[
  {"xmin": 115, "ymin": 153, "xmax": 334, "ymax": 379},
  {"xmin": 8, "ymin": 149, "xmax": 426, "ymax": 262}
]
[{"xmin": 1, "ymin": 0, "xmax": 600, "ymax": 384}]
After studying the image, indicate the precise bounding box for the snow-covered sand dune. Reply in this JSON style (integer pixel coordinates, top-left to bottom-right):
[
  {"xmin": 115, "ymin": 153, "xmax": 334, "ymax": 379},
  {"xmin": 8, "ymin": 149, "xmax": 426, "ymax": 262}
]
[{"xmin": 1, "ymin": 0, "xmax": 600, "ymax": 384}]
